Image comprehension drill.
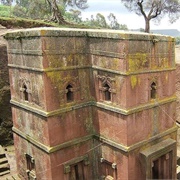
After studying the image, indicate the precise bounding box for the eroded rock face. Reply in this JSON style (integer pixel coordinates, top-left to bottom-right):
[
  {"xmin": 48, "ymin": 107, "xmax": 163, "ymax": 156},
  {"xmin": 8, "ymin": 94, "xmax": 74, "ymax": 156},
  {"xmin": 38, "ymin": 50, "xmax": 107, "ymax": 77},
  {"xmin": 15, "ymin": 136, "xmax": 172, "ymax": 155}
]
[
  {"xmin": 176, "ymin": 64, "xmax": 180, "ymax": 124},
  {"xmin": 0, "ymin": 44, "xmax": 13, "ymax": 145}
]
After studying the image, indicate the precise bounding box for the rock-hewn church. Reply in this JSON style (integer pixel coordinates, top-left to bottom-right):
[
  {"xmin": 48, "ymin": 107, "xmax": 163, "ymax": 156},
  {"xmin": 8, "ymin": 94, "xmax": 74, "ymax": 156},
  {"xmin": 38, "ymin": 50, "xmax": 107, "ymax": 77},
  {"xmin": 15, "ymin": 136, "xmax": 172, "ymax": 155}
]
[{"xmin": 5, "ymin": 28, "xmax": 177, "ymax": 179}]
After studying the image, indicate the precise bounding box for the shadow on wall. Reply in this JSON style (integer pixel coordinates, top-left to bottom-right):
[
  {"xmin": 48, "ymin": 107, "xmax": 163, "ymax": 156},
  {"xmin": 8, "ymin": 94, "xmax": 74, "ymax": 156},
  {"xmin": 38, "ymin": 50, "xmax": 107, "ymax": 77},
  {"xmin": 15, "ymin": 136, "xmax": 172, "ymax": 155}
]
[{"xmin": 0, "ymin": 44, "xmax": 13, "ymax": 146}]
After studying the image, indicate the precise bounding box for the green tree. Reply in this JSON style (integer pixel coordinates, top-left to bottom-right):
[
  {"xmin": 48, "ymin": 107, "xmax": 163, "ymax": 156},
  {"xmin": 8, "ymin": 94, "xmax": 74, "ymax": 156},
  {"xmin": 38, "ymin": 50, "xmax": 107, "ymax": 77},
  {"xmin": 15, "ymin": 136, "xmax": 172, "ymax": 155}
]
[
  {"xmin": 107, "ymin": 13, "xmax": 128, "ymax": 30},
  {"xmin": 108, "ymin": 13, "xmax": 120, "ymax": 29},
  {"xmin": 0, "ymin": 0, "xmax": 13, "ymax": 5},
  {"xmin": 0, "ymin": 0, "xmax": 14, "ymax": 17},
  {"xmin": 13, "ymin": 0, "xmax": 50, "ymax": 19},
  {"xmin": 45, "ymin": 0, "xmax": 88, "ymax": 24},
  {"xmin": 15, "ymin": 0, "xmax": 29, "ymax": 7},
  {"xmin": 45, "ymin": 0, "xmax": 66, "ymax": 23},
  {"xmin": 119, "ymin": 24, "xmax": 128, "ymax": 30},
  {"xmin": 65, "ymin": 9, "xmax": 82, "ymax": 23},
  {"xmin": 95, "ymin": 13, "xmax": 108, "ymax": 28},
  {"xmin": 121, "ymin": 0, "xmax": 180, "ymax": 33},
  {"xmin": 176, "ymin": 37, "xmax": 180, "ymax": 45},
  {"xmin": 12, "ymin": 0, "xmax": 88, "ymax": 24},
  {"xmin": 82, "ymin": 15, "xmax": 96, "ymax": 27}
]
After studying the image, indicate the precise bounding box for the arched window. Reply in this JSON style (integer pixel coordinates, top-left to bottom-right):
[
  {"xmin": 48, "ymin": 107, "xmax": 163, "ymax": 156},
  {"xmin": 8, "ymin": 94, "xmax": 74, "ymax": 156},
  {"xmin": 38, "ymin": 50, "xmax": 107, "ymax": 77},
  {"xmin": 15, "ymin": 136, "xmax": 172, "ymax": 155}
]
[
  {"xmin": 66, "ymin": 85, "xmax": 73, "ymax": 102},
  {"xmin": 104, "ymin": 84, "xmax": 111, "ymax": 101},
  {"xmin": 23, "ymin": 84, "xmax": 28, "ymax": 101},
  {"xmin": 151, "ymin": 82, "xmax": 157, "ymax": 99}
]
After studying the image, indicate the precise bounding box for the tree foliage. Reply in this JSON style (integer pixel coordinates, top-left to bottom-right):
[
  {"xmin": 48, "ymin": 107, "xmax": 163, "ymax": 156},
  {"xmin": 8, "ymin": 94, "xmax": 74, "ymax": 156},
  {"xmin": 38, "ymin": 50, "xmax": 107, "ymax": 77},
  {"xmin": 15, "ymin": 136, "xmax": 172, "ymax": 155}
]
[
  {"xmin": 0, "ymin": 0, "xmax": 129, "ymax": 30},
  {"xmin": 95, "ymin": 13, "xmax": 108, "ymax": 28},
  {"xmin": 65, "ymin": 9, "xmax": 82, "ymax": 23},
  {"xmin": 121, "ymin": 0, "xmax": 180, "ymax": 33},
  {"xmin": 108, "ymin": 13, "xmax": 119, "ymax": 29},
  {"xmin": 83, "ymin": 13, "xmax": 128, "ymax": 30},
  {"xmin": 176, "ymin": 37, "xmax": 180, "ymax": 45},
  {"xmin": 64, "ymin": 0, "xmax": 88, "ymax": 9},
  {"xmin": 13, "ymin": 0, "xmax": 50, "ymax": 19},
  {"xmin": 0, "ymin": 0, "xmax": 13, "ymax": 6},
  {"xmin": 0, "ymin": 4, "xmax": 12, "ymax": 17},
  {"xmin": 108, "ymin": 13, "xmax": 128, "ymax": 30},
  {"xmin": 45, "ymin": 0, "xmax": 66, "ymax": 23},
  {"xmin": 45, "ymin": 0, "xmax": 88, "ymax": 24},
  {"xmin": 10, "ymin": 0, "xmax": 88, "ymax": 24}
]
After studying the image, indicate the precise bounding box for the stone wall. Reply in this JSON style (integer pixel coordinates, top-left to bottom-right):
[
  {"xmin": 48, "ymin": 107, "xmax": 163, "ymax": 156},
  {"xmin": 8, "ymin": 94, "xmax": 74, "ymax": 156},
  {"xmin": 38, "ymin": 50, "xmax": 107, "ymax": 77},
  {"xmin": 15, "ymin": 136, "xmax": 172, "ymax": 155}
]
[
  {"xmin": 176, "ymin": 64, "xmax": 180, "ymax": 123},
  {"xmin": 0, "ymin": 44, "xmax": 13, "ymax": 145},
  {"xmin": 176, "ymin": 44, "xmax": 180, "ymax": 148}
]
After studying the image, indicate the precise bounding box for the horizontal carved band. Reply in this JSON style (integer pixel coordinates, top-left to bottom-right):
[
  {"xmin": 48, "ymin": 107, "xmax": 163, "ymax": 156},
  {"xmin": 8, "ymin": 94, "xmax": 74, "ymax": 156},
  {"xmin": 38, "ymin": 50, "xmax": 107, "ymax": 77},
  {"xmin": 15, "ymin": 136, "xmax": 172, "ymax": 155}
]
[
  {"xmin": 10, "ymin": 95, "xmax": 177, "ymax": 117},
  {"xmin": 12, "ymin": 125, "xmax": 177, "ymax": 154}
]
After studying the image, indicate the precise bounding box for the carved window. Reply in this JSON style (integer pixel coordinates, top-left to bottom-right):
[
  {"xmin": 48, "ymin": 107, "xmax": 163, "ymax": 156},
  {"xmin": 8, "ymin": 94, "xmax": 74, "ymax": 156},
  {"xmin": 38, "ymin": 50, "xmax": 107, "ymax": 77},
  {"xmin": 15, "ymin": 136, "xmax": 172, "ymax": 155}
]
[
  {"xmin": 151, "ymin": 82, "xmax": 157, "ymax": 99},
  {"xmin": 70, "ymin": 162, "xmax": 85, "ymax": 180},
  {"xmin": 25, "ymin": 154, "xmax": 36, "ymax": 180},
  {"xmin": 66, "ymin": 84, "xmax": 74, "ymax": 102},
  {"xmin": 97, "ymin": 75, "xmax": 116, "ymax": 103},
  {"xmin": 152, "ymin": 152, "xmax": 172, "ymax": 179},
  {"xmin": 140, "ymin": 138, "xmax": 176, "ymax": 180},
  {"xmin": 26, "ymin": 154, "xmax": 35, "ymax": 171},
  {"xmin": 104, "ymin": 84, "xmax": 111, "ymax": 101},
  {"xmin": 100, "ymin": 158, "xmax": 117, "ymax": 179},
  {"xmin": 64, "ymin": 155, "xmax": 89, "ymax": 179},
  {"xmin": 19, "ymin": 79, "xmax": 32, "ymax": 102},
  {"xmin": 23, "ymin": 84, "xmax": 29, "ymax": 101}
]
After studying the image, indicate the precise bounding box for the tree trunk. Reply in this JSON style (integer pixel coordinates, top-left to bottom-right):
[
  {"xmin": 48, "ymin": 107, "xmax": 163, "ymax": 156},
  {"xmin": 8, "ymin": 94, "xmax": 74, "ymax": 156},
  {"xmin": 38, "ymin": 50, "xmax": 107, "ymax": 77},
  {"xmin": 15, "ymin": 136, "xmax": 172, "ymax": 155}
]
[
  {"xmin": 145, "ymin": 18, "xmax": 150, "ymax": 33},
  {"xmin": 47, "ymin": 0, "xmax": 68, "ymax": 24}
]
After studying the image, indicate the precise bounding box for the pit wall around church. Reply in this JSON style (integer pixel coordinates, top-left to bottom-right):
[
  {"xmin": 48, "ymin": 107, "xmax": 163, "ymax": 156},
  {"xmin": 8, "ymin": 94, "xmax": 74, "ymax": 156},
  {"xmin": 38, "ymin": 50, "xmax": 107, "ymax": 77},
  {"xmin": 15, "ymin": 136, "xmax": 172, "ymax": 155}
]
[
  {"xmin": 176, "ymin": 63, "xmax": 180, "ymax": 124},
  {"xmin": 0, "ymin": 44, "xmax": 13, "ymax": 145},
  {"xmin": 176, "ymin": 63, "xmax": 180, "ymax": 149}
]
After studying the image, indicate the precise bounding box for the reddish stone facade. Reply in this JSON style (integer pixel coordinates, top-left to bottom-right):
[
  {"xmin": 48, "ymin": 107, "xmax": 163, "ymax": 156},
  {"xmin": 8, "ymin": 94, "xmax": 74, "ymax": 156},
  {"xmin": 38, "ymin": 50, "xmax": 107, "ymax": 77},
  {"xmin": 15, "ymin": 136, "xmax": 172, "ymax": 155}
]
[{"xmin": 5, "ymin": 28, "xmax": 177, "ymax": 179}]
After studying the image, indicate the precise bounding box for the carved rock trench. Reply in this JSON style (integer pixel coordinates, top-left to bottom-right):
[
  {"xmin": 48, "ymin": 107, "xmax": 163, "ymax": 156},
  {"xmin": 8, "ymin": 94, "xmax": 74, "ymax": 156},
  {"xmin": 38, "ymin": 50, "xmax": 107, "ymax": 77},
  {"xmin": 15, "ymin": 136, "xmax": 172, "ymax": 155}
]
[{"xmin": 0, "ymin": 42, "xmax": 13, "ymax": 146}]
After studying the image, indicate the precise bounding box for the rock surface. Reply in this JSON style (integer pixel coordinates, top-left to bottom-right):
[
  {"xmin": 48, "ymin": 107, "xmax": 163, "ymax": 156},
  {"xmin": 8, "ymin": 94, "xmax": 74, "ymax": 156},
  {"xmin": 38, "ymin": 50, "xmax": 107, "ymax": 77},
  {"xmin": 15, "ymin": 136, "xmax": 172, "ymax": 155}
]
[{"xmin": 0, "ymin": 28, "xmax": 13, "ymax": 146}]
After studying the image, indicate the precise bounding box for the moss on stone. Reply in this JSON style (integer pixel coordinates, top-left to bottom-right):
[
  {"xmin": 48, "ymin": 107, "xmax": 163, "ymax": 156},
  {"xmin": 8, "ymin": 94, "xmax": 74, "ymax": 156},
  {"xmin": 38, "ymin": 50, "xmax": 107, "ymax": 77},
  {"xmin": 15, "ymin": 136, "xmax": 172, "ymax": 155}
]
[
  {"xmin": 128, "ymin": 53, "xmax": 148, "ymax": 72},
  {"xmin": 130, "ymin": 75, "xmax": 139, "ymax": 89}
]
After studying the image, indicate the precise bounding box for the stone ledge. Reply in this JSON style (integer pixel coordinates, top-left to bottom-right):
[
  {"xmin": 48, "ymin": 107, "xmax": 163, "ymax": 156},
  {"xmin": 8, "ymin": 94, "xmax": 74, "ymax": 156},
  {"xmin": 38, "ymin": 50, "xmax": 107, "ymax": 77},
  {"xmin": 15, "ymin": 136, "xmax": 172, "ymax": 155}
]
[
  {"xmin": 12, "ymin": 127, "xmax": 93, "ymax": 154},
  {"xmin": 10, "ymin": 95, "xmax": 176, "ymax": 118},
  {"xmin": 92, "ymin": 65, "xmax": 176, "ymax": 76},
  {"xmin": 96, "ymin": 95, "xmax": 177, "ymax": 115},
  {"xmin": 8, "ymin": 64, "xmax": 91, "ymax": 73},
  {"xmin": 10, "ymin": 99, "xmax": 93, "ymax": 117},
  {"xmin": 140, "ymin": 138, "xmax": 176, "ymax": 157},
  {"xmin": 4, "ymin": 28, "xmax": 175, "ymax": 41},
  {"xmin": 8, "ymin": 64, "xmax": 176, "ymax": 75},
  {"xmin": 95, "ymin": 126, "xmax": 178, "ymax": 152},
  {"xmin": 12, "ymin": 126, "xmax": 178, "ymax": 154}
]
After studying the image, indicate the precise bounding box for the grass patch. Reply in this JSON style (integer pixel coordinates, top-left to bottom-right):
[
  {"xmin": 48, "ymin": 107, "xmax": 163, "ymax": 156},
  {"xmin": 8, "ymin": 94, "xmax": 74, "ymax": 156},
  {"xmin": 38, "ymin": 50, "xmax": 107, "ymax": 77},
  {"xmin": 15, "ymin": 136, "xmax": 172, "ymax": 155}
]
[
  {"xmin": 0, "ymin": 17, "xmax": 57, "ymax": 28},
  {"xmin": 0, "ymin": 17, "xmax": 91, "ymax": 29}
]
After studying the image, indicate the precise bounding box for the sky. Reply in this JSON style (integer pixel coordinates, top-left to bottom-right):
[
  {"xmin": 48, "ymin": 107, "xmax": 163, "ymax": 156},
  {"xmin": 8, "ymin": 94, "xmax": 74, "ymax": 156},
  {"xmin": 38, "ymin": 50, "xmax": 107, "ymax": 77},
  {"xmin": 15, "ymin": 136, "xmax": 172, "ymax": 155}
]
[{"xmin": 79, "ymin": 0, "xmax": 180, "ymax": 31}]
